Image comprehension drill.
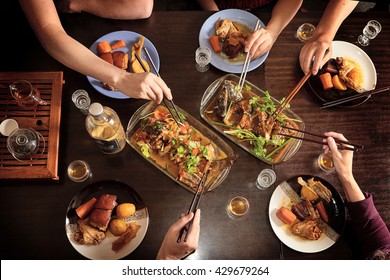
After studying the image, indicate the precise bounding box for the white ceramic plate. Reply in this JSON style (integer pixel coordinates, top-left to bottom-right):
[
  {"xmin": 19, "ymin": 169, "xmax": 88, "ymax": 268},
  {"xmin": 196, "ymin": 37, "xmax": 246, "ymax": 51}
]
[
  {"xmin": 269, "ymin": 175, "xmax": 345, "ymax": 253},
  {"xmin": 65, "ymin": 180, "xmax": 149, "ymax": 259},
  {"xmin": 308, "ymin": 41, "xmax": 377, "ymax": 107},
  {"xmin": 199, "ymin": 9, "xmax": 268, "ymax": 73},
  {"xmin": 87, "ymin": 30, "xmax": 160, "ymax": 99}
]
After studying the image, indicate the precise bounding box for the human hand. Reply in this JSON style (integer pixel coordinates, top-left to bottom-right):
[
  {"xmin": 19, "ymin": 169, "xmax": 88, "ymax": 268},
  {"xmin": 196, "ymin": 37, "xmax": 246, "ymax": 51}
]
[
  {"xmin": 244, "ymin": 28, "xmax": 276, "ymax": 59},
  {"xmin": 299, "ymin": 36, "xmax": 332, "ymax": 75},
  {"xmin": 323, "ymin": 132, "xmax": 354, "ymax": 181},
  {"xmin": 117, "ymin": 72, "xmax": 172, "ymax": 104},
  {"xmin": 156, "ymin": 209, "xmax": 200, "ymax": 260}
]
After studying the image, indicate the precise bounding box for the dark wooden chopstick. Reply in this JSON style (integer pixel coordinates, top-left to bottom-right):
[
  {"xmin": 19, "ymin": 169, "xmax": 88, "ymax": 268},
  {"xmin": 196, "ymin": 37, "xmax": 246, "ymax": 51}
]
[
  {"xmin": 272, "ymin": 72, "xmax": 311, "ymax": 119},
  {"xmin": 134, "ymin": 52, "xmax": 184, "ymax": 126},
  {"xmin": 177, "ymin": 170, "xmax": 209, "ymax": 243},
  {"xmin": 280, "ymin": 126, "xmax": 364, "ymax": 151},
  {"xmin": 142, "ymin": 49, "xmax": 184, "ymax": 126},
  {"xmin": 321, "ymin": 86, "xmax": 390, "ymax": 108}
]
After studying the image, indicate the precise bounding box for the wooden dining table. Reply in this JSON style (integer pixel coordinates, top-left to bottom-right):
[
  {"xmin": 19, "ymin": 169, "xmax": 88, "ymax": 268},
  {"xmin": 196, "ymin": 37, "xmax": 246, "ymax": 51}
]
[{"xmin": 0, "ymin": 4, "xmax": 389, "ymax": 260}]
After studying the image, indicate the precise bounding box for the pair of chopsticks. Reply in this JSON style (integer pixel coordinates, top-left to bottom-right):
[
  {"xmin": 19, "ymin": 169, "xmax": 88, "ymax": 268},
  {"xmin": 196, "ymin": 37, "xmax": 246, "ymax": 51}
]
[
  {"xmin": 272, "ymin": 72, "xmax": 311, "ymax": 119},
  {"xmin": 321, "ymin": 86, "xmax": 390, "ymax": 109},
  {"xmin": 177, "ymin": 170, "xmax": 209, "ymax": 243},
  {"xmin": 278, "ymin": 126, "xmax": 364, "ymax": 152},
  {"xmin": 134, "ymin": 50, "xmax": 184, "ymax": 127},
  {"xmin": 237, "ymin": 19, "xmax": 261, "ymax": 92}
]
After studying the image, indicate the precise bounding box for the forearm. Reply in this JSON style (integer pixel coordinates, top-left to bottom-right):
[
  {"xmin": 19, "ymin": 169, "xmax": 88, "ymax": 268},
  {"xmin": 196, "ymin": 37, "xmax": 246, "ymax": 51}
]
[
  {"xmin": 265, "ymin": 0, "xmax": 302, "ymax": 37},
  {"xmin": 196, "ymin": 0, "xmax": 219, "ymax": 11},
  {"xmin": 312, "ymin": 0, "xmax": 359, "ymax": 42},
  {"xmin": 65, "ymin": 0, "xmax": 153, "ymax": 19},
  {"xmin": 338, "ymin": 174, "xmax": 365, "ymax": 202}
]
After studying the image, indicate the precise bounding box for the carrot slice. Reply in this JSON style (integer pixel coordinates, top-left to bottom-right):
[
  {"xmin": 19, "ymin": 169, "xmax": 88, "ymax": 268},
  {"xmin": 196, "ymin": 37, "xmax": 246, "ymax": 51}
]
[
  {"xmin": 76, "ymin": 197, "xmax": 97, "ymax": 219},
  {"xmin": 332, "ymin": 74, "xmax": 347, "ymax": 90},
  {"xmin": 209, "ymin": 35, "xmax": 222, "ymax": 53},
  {"xmin": 111, "ymin": 39, "xmax": 126, "ymax": 50},
  {"xmin": 319, "ymin": 72, "xmax": 333, "ymax": 90},
  {"xmin": 276, "ymin": 207, "xmax": 297, "ymax": 225},
  {"xmin": 97, "ymin": 40, "xmax": 112, "ymax": 54}
]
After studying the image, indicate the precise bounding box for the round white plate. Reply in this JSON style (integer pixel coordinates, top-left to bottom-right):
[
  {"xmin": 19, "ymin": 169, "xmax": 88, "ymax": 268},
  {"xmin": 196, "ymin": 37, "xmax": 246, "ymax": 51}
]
[
  {"xmin": 199, "ymin": 9, "xmax": 268, "ymax": 73},
  {"xmin": 87, "ymin": 30, "xmax": 160, "ymax": 99},
  {"xmin": 65, "ymin": 180, "xmax": 149, "ymax": 259},
  {"xmin": 269, "ymin": 175, "xmax": 345, "ymax": 253},
  {"xmin": 331, "ymin": 40, "xmax": 376, "ymax": 92}
]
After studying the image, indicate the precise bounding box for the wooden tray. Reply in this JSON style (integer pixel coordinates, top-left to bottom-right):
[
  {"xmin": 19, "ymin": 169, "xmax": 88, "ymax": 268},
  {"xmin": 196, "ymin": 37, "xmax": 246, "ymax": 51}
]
[{"xmin": 0, "ymin": 72, "xmax": 63, "ymax": 180}]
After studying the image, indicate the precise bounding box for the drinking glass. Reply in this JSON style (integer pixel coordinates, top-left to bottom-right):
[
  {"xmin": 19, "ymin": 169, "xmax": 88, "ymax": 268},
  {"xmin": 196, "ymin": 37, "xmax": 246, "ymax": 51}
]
[
  {"xmin": 256, "ymin": 168, "xmax": 276, "ymax": 190},
  {"xmin": 226, "ymin": 196, "xmax": 249, "ymax": 219},
  {"xmin": 9, "ymin": 80, "xmax": 47, "ymax": 109},
  {"xmin": 72, "ymin": 89, "xmax": 91, "ymax": 115},
  {"xmin": 195, "ymin": 46, "xmax": 211, "ymax": 72},
  {"xmin": 67, "ymin": 160, "xmax": 92, "ymax": 182},
  {"xmin": 317, "ymin": 151, "xmax": 335, "ymax": 173},
  {"xmin": 296, "ymin": 23, "xmax": 316, "ymax": 42},
  {"xmin": 357, "ymin": 20, "xmax": 382, "ymax": 46},
  {"xmin": 6, "ymin": 128, "xmax": 46, "ymax": 161}
]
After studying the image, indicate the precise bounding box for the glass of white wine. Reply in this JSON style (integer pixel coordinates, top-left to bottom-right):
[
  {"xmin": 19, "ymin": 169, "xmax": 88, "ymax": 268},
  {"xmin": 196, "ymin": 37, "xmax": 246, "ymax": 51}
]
[
  {"xmin": 227, "ymin": 196, "xmax": 249, "ymax": 219},
  {"xmin": 296, "ymin": 23, "xmax": 316, "ymax": 42},
  {"xmin": 67, "ymin": 160, "xmax": 91, "ymax": 182}
]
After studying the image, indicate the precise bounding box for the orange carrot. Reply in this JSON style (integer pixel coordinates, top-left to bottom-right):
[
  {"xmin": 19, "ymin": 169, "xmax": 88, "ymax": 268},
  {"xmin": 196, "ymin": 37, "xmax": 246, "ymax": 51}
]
[
  {"xmin": 97, "ymin": 40, "xmax": 112, "ymax": 54},
  {"xmin": 209, "ymin": 35, "xmax": 222, "ymax": 53},
  {"xmin": 111, "ymin": 39, "xmax": 126, "ymax": 50},
  {"xmin": 276, "ymin": 207, "xmax": 297, "ymax": 225},
  {"xmin": 319, "ymin": 72, "xmax": 333, "ymax": 90},
  {"xmin": 76, "ymin": 197, "xmax": 97, "ymax": 219}
]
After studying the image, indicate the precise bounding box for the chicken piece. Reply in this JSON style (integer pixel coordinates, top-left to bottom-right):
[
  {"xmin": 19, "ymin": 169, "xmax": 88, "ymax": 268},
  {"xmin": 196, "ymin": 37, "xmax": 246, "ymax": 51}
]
[
  {"xmin": 74, "ymin": 219, "xmax": 106, "ymax": 245},
  {"xmin": 336, "ymin": 57, "xmax": 364, "ymax": 91},
  {"xmin": 112, "ymin": 222, "xmax": 141, "ymax": 252},
  {"xmin": 291, "ymin": 220, "xmax": 323, "ymax": 240},
  {"xmin": 216, "ymin": 19, "xmax": 239, "ymax": 41}
]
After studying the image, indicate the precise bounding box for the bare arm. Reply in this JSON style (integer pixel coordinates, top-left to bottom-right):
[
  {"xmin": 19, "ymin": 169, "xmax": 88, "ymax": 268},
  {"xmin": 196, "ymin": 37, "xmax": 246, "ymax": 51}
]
[
  {"xmin": 246, "ymin": 0, "xmax": 303, "ymax": 58},
  {"xmin": 57, "ymin": 0, "xmax": 153, "ymax": 19},
  {"xmin": 300, "ymin": 0, "xmax": 359, "ymax": 75},
  {"xmin": 196, "ymin": 0, "xmax": 219, "ymax": 11},
  {"xmin": 19, "ymin": 0, "xmax": 171, "ymax": 103}
]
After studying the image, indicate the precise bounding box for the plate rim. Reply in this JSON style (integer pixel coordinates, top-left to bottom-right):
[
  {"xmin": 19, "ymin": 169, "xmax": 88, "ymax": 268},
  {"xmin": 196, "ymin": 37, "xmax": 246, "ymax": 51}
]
[
  {"xmin": 65, "ymin": 179, "xmax": 149, "ymax": 259},
  {"xmin": 198, "ymin": 9, "xmax": 269, "ymax": 73},
  {"xmin": 268, "ymin": 174, "xmax": 346, "ymax": 253},
  {"xmin": 87, "ymin": 30, "xmax": 160, "ymax": 99}
]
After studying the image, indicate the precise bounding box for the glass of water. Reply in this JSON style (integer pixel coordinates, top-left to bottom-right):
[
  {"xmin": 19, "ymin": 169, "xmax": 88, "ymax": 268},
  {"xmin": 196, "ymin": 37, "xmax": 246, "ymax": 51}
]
[
  {"xmin": 256, "ymin": 168, "xmax": 276, "ymax": 190},
  {"xmin": 357, "ymin": 20, "xmax": 382, "ymax": 46},
  {"xmin": 72, "ymin": 89, "xmax": 91, "ymax": 115},
  {"xmin": 195, "ymin": 46, "xmax": 211, "ymax": 72}
]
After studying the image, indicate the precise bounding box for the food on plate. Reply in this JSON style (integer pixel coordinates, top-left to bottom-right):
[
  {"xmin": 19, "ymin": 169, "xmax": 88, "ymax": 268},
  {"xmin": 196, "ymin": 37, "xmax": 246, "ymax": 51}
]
[
  {"xmin": 97, "ymin": 40, "xmax": 112, "ymax": 54},
  {"xmin": 130, "ymin": 105, "xmax": 229, "ymax": 191},
  {"xmin": 130, "ymin": 36, "xmax": 145, "ymax": 63},
  {"xmin": 211, "ymin": 17, "xmax": 251, "ymax": 60},
  {"xmin": 99, "ymin": 52, "xmax": 114, "ymax": 64},
  {"xmin": 276, "ymin": 177, "xmax": 333, "ymax": 240},
  {"xmin": 76, "ymin": 197, "xmax": 97, "ymax": 219},
  {"xmin": 116, "ymin": 203, "xmax": 136, "ymax": 218},
  {"xmin": 109, "ymin": 219, "xmax": 128, "ymax": 236},
  {"xmin": 73, "ymin": 193, "xmax": 141, "ymax": 252},
  {"xmin": 276, "ymin": 207, "xmax": 297, "ymax": 225},
  {"xmin": 74, "ymin": 218, "xmax": 106, "ymax": 245},
  {"xmin": 111, "ymin": 39, "xmax": 126, "ymax": 50},
  {"xmin": 319, "ymin": 72, "xmax": 333, "ymax": 90},
  {"xmin": 209, "ymin": 35, "xmax": 222, "ymax": 53},
  {"xmin": 112, "ymin": 51, "xmax": 129, "ymax": 70},
  {"xmin": 203, "ymin": 79, "xmax": 302, "ymax": 163},
  {"xmin": 112, "ymin": 222, "xmax": 141, "ymax": 252},
  {"xmin": 131, "ymin": 58, "xmax": 150, "ymax": 73},
  {"xmin": 336, "ymin": 57, "xmax": 364, "ymax": 91},
  {"xmin": 318, "ymin": 57, "xmax": 364, "ymax": 92}
]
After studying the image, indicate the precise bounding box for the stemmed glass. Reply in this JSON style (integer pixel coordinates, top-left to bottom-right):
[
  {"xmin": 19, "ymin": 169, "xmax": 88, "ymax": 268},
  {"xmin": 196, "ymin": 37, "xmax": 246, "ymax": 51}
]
[{"xmin": 357, "ymin": 20, "xmax": 382, "ymax": 46}]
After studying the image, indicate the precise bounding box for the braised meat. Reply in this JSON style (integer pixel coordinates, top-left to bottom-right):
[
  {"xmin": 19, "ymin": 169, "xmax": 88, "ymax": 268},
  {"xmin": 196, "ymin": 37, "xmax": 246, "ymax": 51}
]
[
  {"xmin": 74, "ymin": 219, "xmax": 106, "ymax": 245},
  {"xmin": 291, "ymin": 220, "xmax": 323, "ymax": 240}
]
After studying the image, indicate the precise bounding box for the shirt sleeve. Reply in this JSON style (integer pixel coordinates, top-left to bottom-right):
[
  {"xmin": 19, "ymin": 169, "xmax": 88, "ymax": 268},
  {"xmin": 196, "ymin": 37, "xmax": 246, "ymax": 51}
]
[{"xmin": 346, "ymin": 192, "xmax": 390, "ymax": 259}]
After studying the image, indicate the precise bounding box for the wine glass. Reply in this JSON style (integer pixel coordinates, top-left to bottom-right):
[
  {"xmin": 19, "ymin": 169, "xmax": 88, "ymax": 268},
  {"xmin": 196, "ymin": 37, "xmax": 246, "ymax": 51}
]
[
  {"xmin": 195, "ymin": 46, "xmax": 211, "ymax": 72},
  {"xmin": 357, "ymin": 20, "xmax": 382, "ymax": 46}
]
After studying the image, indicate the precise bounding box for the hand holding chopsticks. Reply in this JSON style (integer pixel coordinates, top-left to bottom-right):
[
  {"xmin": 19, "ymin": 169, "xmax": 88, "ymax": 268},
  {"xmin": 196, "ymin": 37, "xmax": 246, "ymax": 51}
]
[
  {"xmin": 177, "ymin": 170, "xmax": 209, "ymax": 243},
  {"xmin": 134, "ymin": 51, "xmax": 184, "ymax": 127},
  {"xmin": 279, "ymin": 126, "xmax": 364, "ymax": 152}
]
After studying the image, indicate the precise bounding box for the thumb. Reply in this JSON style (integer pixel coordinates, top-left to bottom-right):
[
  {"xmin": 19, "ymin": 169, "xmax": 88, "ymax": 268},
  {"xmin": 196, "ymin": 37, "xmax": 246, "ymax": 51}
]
[{"xmin": 173, "ymin": 211, "xmax": 194, "ymax": 231}]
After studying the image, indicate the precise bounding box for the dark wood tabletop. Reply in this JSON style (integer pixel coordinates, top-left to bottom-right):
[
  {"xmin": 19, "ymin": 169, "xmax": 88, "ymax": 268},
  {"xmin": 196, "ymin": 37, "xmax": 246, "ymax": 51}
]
[{"xmin": 0, "ymin": 6, "xmax": 389, "ymax": 260}]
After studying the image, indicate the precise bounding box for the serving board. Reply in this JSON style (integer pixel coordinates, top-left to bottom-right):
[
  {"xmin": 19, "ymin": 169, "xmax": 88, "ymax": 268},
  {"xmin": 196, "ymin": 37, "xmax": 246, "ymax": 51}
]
[{"xmin": 0, "ymin": 72, "xmax": 63, "ymax": 180}]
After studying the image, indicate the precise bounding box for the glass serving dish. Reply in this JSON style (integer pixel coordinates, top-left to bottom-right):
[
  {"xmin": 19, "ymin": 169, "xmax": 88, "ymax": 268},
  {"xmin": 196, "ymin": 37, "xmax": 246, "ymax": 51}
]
[
  {"xmin": 200, "ymin": 74, "xmax": 305, "ymax": 165},
  {"xmin": 126, "ymin": 101, "xmax": 236, "ymax": 194}
]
